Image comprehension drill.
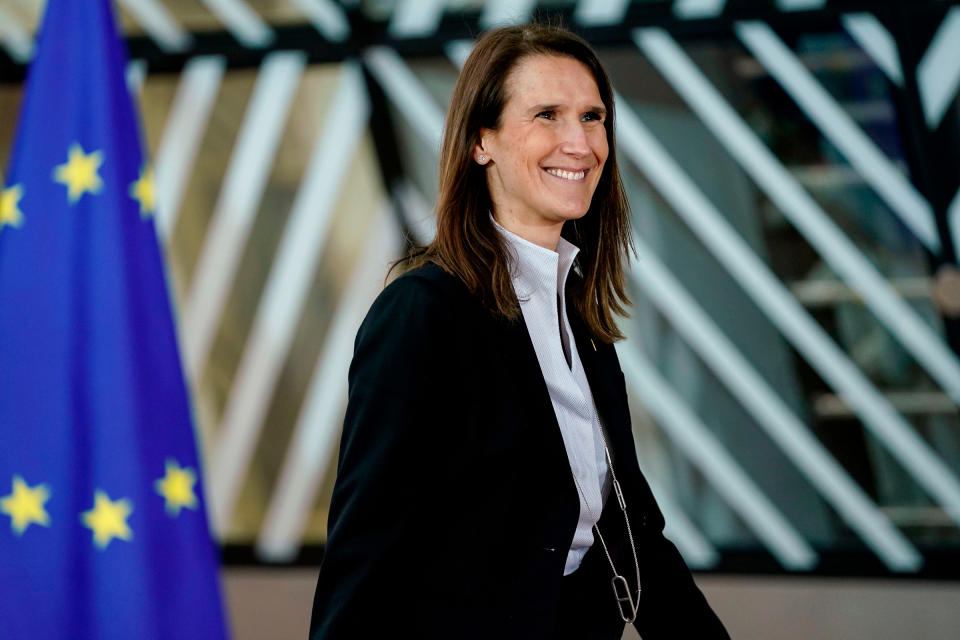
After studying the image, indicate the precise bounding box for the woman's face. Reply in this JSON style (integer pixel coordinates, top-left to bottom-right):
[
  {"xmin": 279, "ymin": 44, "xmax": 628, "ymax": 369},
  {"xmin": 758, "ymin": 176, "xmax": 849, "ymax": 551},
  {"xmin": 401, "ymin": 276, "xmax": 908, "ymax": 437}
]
[{"xmin": 477, "ymin": 55, "xmax": 609, "ymax": 233}]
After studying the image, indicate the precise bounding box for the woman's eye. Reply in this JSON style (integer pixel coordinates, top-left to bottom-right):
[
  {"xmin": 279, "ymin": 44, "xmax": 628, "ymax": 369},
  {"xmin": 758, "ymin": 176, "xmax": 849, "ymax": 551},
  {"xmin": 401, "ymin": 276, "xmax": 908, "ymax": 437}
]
[
  {"xmin": 582, "ymin": 111, "xmax": 603, "ymax": 122},
  {"xmin": 536, "ymin": 110, "xmax": 556, "ymax": 120}
]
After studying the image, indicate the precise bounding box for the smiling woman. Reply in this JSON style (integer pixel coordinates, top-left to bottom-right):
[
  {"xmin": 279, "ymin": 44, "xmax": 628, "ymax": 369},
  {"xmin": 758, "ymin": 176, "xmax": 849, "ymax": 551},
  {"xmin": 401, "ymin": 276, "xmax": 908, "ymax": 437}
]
[{"xmin": 308, "ymin": 23, "xmax": 729, "ymax": 640}]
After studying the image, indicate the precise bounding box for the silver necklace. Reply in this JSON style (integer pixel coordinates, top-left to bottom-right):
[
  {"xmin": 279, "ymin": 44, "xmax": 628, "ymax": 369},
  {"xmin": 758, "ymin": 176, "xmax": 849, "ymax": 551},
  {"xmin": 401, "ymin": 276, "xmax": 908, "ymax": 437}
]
[{"xmin": 569, "ymin": 417, "xmax": 642, "ymax": 623}]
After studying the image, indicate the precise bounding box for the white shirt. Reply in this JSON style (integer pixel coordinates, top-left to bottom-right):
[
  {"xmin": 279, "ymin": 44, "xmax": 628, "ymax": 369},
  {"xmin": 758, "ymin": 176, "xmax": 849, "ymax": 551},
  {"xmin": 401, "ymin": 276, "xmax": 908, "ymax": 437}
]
[{"xmin": 494, "ymin": 220, "xmax": 610, "ymax": 575}]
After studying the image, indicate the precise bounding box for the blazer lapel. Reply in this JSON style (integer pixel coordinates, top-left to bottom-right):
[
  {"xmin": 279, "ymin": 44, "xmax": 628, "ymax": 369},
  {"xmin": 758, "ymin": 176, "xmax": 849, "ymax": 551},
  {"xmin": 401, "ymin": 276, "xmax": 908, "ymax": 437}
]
[
  {"xmin": 487, "ymin": 312, "xmax": 582, "ymax": 547},
  {"xmin": 566, "ymin": 304, "xmax": 631, "ymax": 445},
  {"xmin": 486, "ymin": 301, "xmax": 638, "ymax": 559},
  {"xmin": 488, "ymin": 312, "xmax": 578, "ymax": 472}
]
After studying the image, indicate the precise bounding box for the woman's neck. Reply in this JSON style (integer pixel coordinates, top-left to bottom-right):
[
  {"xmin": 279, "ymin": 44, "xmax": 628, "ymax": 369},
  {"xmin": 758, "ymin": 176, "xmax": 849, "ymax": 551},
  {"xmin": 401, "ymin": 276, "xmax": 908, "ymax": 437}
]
[{"xmin": 492, "ymin": 211, "xmax": 564, "ymax": 251}]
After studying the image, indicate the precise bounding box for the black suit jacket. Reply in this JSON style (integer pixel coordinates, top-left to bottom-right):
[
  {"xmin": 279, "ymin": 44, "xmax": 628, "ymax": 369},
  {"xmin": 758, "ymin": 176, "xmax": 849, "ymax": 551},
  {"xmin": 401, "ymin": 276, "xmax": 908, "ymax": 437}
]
[{"xmin": 309, "ymin": 263, "xmax": 729, "ymax": 639}]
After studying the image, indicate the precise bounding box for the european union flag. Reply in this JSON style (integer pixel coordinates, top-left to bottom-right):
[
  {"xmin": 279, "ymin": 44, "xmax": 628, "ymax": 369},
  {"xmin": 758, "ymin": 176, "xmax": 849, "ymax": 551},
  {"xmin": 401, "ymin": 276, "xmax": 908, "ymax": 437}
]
[{"xmin": 0, "ymin": 1, "xmax": 230, "ymax": 638}]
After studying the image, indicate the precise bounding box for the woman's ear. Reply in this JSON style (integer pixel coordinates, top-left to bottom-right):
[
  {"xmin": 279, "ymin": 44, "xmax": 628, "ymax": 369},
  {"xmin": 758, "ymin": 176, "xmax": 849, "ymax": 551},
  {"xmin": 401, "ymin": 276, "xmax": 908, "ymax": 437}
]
[{"xmin": 474, "ymin": 130, "xmax": 491, "ymax": 165}]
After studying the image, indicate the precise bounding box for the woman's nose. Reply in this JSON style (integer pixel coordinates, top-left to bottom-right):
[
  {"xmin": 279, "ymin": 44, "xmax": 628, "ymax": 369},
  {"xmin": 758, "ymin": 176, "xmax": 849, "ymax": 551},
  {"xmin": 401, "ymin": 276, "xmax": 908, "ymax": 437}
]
[{"xmin": 559, "ymin": 120, "xmax": 590, "ymax": 157}]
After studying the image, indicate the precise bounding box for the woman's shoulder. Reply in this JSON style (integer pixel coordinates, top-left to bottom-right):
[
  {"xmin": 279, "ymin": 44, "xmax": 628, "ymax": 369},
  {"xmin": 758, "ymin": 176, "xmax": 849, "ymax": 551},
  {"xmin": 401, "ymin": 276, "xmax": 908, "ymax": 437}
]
[
  {"xmin": 360, "ymin": 262, "xmax": 474, "ymax": 332},
  {"xmin": 380, "ymin": 261, "xmax": 472, "ymax": 308}
]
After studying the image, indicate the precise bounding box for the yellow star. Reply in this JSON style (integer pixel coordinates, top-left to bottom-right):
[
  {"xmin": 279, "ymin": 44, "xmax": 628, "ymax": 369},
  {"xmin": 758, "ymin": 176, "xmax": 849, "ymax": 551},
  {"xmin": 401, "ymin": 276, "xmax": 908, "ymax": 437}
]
[
  {"xmin": 154, "ymin": 459, "xmax": 198, "ymax": 516},
  {"xmin": 0, "ymin": 183, "xmax": 24, "ymax": 229},
  {"xmin": 1, "ymin": 475, "xmax": 50, "ymax": 535},
  {"xmin": 130, "ymin": 165, "xmax": 155, "ymax": 218},
  {"xmin": 81, "ymin": 490, "xmax": 133, "ymax": 550},
  {"xmin": 53, "ymin": 143, "xmax": 104, "ymax": 203}
]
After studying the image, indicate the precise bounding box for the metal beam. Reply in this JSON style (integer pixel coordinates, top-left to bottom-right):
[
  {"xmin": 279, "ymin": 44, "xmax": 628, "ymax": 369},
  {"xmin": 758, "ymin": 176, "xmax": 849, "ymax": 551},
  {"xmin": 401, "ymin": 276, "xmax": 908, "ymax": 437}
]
[
  {"xmin": 389, "ymin": 0, "xmax": 447, "ymax": 38},
  {"xmin": 619, "ymin": 342, "xmax": 818, "ymax": 570},
  {"xmin": 627, "ymin": 230, "xmax": 921, "ymax": 570},
  {"xmin": 916, "ymin": 7, "xmax": 960, "ymax": 130},
  {"xmin": 200, "ymin": 0, "xmax": 274, "ymax": 48},
  {"xmin": 154, "ymin": 56, "xmax": 226, "ymax": 242},
  {"xmin": 182, "ymin": 52, "xmax": 305, "ymax": 383},
  {"xmin": 364, "ymin": 47, "xmax": 444, "ymax": 153},
  {"xmin": 574, "ymin": 0, "xmax": 631, "ymax": 26},
  {"xmin": 0, "ymin": 6, "xmax": 33, "ymax": 64},
  {"xmin": 210, "ymin": 63, "xmax": 370, "ymax": 535},
  {"xmin": 257, "ymin": 205, "xmax": 400, "ymax": 560},
  {"xmin": 735, "ymin": 22, "xmax": 938, "ymax": 252},
  {"xmin": 289, "ymin": 0, "xmax": 350, "ymax": 42},
  {"xmin": 649, "ymin": 479, "xmax": 721, "ymax": 569},
  {"xmin": 624, "ymin": 30, "xmax": 960, "ymax": 530},
  {"xmin": 480, "ymin": 0, "xmax": 536, "ymax": 29},
  {"xmin": 117, "ymin": 0, "xmax": 192, "ymax": 53},
  {"xmin": 842, "ymin": 12, "xmax": 904, "ymax": 87},
  {"xmin": 673, "ymin": 0, "xmax": 726, "ymax": 20}
]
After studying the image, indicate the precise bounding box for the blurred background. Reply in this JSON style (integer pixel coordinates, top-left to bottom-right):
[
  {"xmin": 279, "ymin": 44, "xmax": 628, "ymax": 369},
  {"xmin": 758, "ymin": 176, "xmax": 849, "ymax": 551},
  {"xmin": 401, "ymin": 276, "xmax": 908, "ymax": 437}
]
[{"xmin": 3, "ymin": 0, "xmax": 960, "ymax": 638}]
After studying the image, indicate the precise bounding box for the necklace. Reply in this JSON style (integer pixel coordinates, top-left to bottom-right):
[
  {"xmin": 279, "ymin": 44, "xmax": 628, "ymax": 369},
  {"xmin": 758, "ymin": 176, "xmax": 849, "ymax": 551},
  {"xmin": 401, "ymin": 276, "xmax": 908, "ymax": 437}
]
[{"xmin": 569, "ymin": 417, "xmax": 642, "ymax": 624}]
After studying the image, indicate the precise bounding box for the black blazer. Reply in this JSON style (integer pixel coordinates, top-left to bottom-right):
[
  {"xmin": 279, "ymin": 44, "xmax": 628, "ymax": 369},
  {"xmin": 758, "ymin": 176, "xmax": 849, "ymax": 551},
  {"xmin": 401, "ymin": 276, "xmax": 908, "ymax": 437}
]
[{"xmin": 310, "ymin": 263, "xmax": 729, "ymax": 639}]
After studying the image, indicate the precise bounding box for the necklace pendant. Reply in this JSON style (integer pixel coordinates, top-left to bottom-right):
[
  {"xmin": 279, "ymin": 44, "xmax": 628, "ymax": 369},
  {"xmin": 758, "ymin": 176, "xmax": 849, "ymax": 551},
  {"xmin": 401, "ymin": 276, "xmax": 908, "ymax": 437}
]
[
  {"xmin": 611, "ymin": 574, "xmax": 638, "ymax": 623},
  {"xmin": 613, "ymin": 478, "xmax": 627, "ymax": 511}
]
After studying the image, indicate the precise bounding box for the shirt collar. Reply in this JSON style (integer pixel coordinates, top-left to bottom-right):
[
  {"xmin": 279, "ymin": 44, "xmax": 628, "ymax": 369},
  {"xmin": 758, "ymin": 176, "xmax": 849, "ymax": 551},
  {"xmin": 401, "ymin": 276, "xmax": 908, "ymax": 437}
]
[{"xmin": 492, "ymin": 216, "xmax": 580, "ymax": 302}]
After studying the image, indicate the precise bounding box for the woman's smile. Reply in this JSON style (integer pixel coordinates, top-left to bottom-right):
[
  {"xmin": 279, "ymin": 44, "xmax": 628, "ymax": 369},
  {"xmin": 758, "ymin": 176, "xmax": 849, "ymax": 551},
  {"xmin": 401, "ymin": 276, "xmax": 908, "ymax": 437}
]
[{"xmin": 543, "ymin": 167, "xmax": 590, "ymax": 181}]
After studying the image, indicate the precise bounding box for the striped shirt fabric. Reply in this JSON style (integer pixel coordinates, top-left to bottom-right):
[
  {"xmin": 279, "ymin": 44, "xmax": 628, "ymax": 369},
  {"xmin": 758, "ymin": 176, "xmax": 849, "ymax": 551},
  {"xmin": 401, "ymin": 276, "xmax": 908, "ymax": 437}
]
[{"xmin": 494, "ymin": 220, "xmax": 610, "ymax": 575}]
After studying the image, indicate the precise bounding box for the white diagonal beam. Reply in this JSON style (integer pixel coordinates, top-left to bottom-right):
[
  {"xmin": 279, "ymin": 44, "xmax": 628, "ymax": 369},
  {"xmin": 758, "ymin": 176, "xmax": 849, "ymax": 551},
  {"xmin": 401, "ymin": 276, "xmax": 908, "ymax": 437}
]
[
  {"xmin": 480, "ymin": 0, "xmax": 536, "ymax": 29},
  {"xmin": 364, "ymin": 46, "xmax": 445, "ymax": 153},
  {"xmin": 117, "ymin": 0, "xmax": 192, "ymax": 53},
  {"xmin": 648, "ymin": 480, "xmax": 720, "ymax": 569},
  {"xmin": 842, "ymin": 13, "xmax": 904, "ymax": 87},
  {"xmin": 289, "ymin": 0, "xmax": 350, "ymax": 42},
  {"xmin": 389, "ymin": 0, "xmax": 447, "ymax": 38},
  {"xmin": 210, "ymin": 64, "xmax": 370, "ymax": 535},
  {"xmin": 182, "ymin": 52, "xmax": 305, "ymax": 382},
  {"xmin": 917, "ymin": 7, "xmax": 960, "ymax": 130},
  {"xmin": 735, "ymin": 22, "xmax": 938, "ymax": 252},
  {"xmin": 445, "ymin": 40, "xmax": 474, "ymax": 69},
  {"xmin": 628, "ymin": 231, "xmax": 921, "ymax": 571},
  {"xmin": 126, "ymin": 59, "xmax": 147, "ymax": 97},
  {"xmin": 673, "ymin": 0, "xmax": 726, "ymax": 20},
  {"xmin": 642, "ymin": 27, "xmax": 960, "ymax": 410},
  {"xmin": 256, "ymin": 206, "xmax": 401, "ymax": 560},
  {"xmin": 623, "ymin": 31, "xmax": 960, "ymax": 529},
  {"xmin": 155, "ymin": 56, "xmax": 226, "ymax": 242},
  {"xmin": 574, "ymin": 0, "xmax": 631, "ymax": 26},
  {"xmin": 200, "ymin": 0, "xmax": 274, "ymax": 48},
  {"xmin": 774, "ymin": 0, "xmax": 825, "ymax": 10},
  {"xmin": 949, "ymin": 188, "xmax": 960, "ymax": 264},
  {"xmin": 0, "ymin": 6, "xmax": 33, "ymax": 63},
  {"xmin": 619, "ymin": 343, "xmax": 818, "ymax": 570},
  {"xmin": 395, "ymin": 179, "xmax": 436, "ymax": 245}
]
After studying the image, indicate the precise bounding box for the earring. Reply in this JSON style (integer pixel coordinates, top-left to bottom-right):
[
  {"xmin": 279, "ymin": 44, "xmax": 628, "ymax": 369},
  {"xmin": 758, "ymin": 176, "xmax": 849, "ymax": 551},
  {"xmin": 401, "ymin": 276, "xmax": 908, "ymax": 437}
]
[{"xmin": 478, "ymin": 154, "xmax": 487, "ymax": 163}]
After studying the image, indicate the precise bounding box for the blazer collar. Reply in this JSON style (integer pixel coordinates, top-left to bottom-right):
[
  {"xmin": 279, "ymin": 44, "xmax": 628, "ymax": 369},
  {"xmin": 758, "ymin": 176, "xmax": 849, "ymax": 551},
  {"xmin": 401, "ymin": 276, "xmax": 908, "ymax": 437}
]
[{"xmin": 565, "ymin": 300, "xmax": 624, "ymax": 435}]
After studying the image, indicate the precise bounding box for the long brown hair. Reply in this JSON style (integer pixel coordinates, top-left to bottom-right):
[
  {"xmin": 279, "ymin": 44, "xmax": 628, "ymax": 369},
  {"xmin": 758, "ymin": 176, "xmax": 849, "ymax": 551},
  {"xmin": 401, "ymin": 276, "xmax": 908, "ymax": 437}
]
[{"xmin": 401, "ymin": 23, "xmax": 633, "ymax": 342}]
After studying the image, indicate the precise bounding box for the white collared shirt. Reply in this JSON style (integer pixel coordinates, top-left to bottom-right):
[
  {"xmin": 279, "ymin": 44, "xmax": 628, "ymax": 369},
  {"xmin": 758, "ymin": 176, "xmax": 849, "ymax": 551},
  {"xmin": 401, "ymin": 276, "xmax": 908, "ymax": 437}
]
[{"xmin": 494, "ymin": 220, "xmax": 609, "ymax": 575}]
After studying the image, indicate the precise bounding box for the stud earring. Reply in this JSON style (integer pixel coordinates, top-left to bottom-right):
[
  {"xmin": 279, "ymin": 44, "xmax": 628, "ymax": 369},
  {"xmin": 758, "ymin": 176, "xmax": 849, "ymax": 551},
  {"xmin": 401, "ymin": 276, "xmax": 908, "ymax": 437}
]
[{"xmin": 478, "ymin": 155, "xmax": 487, "ymax": 163}]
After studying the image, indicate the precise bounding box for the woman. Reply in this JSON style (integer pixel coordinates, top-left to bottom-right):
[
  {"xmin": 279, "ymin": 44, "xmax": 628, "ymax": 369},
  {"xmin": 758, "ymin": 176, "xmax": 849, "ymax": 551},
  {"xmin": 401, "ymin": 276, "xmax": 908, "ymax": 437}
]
[{"xmin": 310, "ymin": 23, "xmax": 729, "ymax": 639}]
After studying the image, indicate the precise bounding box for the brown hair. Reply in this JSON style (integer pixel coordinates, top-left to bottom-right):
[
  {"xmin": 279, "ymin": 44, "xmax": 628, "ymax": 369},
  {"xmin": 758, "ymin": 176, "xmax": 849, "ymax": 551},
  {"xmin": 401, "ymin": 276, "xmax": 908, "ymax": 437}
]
[{"xmin": 400, "ymin": 22, "xmax": 633, "ymax": 342}]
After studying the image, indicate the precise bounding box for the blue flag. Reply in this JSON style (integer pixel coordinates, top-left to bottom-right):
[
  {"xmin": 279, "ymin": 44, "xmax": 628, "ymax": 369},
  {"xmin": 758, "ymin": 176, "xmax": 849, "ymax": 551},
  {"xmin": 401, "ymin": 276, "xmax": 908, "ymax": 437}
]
[{"xmin": 0, "ymin": 1, "xmax": 230, "ymax": 638}]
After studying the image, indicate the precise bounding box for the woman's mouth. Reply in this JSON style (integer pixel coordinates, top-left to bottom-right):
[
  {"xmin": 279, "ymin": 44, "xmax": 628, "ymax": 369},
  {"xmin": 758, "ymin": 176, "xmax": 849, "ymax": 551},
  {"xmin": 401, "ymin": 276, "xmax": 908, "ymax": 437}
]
[{"xmin": 543, "ymin": 167, "xmax": 587, "ymax": 182}]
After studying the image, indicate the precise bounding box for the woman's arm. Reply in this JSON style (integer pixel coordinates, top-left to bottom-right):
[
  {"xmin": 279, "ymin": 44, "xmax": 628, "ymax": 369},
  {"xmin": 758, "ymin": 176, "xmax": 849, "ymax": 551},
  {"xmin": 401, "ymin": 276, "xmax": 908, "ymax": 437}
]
[
  {"xmin": 309, "ymin": 272, "xmax": 466, "ymax": 638},
  {"xmin": 599, "ymin": 348, "xmax": 730, "ymax": 639},
  {"xmin": 622, "ymin": 429, "xmax": 730, "ymax": 638},
  {"xmin": 632, "ymin": 525, "xmax": 731, "ymax": 639}
]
